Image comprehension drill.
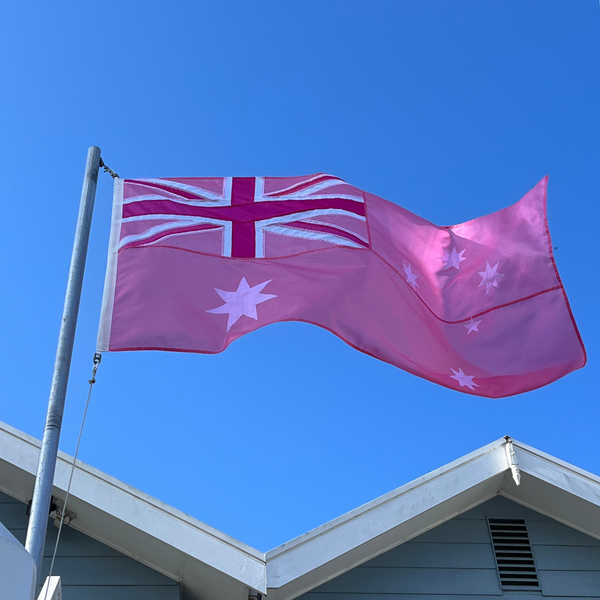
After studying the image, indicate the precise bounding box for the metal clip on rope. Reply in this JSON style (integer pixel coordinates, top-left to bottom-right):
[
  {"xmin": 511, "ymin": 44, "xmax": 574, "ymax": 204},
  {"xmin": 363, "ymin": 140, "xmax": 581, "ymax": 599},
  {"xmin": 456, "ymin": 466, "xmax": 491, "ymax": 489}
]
[
  {"xmin": 99, "ymin": 157, "xmax": 120, "ymax": 179},
  {"xmin": 45, "ymin": 352, "xmax": 103, "ymax": 591},
  {"xmin": 89, "ymin": 352, "xmax": 102, "ymax": 384}
]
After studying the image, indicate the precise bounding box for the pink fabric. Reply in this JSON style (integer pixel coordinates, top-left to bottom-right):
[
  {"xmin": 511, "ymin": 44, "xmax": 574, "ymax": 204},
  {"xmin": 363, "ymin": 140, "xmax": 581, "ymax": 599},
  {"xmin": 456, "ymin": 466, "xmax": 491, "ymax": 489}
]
[{"xmin": 98, "ymin": 174, "xmax": 585, "ymax": 398}]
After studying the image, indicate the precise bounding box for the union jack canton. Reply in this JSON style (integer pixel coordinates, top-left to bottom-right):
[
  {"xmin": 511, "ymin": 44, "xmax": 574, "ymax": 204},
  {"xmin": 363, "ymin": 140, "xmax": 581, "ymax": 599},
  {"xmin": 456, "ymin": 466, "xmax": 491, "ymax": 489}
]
[{"xmin": 119, "ymin": 174, "xmax": 369, "ymax": 259}]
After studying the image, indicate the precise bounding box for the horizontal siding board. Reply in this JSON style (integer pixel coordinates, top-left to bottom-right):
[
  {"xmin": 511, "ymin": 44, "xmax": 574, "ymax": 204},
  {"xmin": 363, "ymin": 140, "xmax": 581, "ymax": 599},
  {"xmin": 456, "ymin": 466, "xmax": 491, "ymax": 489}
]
[
  {"xmin": 363, "ymin": 542, "xmax": 496, "ymax": 569},
  {"xmin": 39, "ymin": 556, "xmax": 177, "ymax": 585},
  {"xmin": 45, "ymin": 526, "xmax": 124, "ymax": 557},
  {"xmin": 11, "ymin": 526, "xmax": 123, "ymax": 557},
  {"xmin": 1, "ymin": 498, "xmax": 180, "ymax": 595},
  {"xmin": 0, "ymin": 501, "xmax": 28, "ymax": 528},
  {"xmin": 0, "ymin": 490, "xmax": 19, "ymax": 503},
  {"xmin": 299, "ymin": 497, "xmax": 600, "ymax": 600},
  {"xmin": 315, "ymin": 567, "xmax": 501, "ymax": 595},
  {"xmin": 59, "ymin": 585, "xmax": 180, "ymax": 600},
  {"xmin": 6, "ymin": 529, "xmax": 26, "ymax": 544},
  {"xmin": 528, "ymin": 521, "xmax": 600, "ymax": 547},
  {"xmin": 410, "ymin": 519, "xmax": 491, "ymax": 544},
  {"xmin": 538, "ymin": 571, "xmax": 600, "ymax": 597},
  {"xmin": 534, "ymin": 544, "xmax": 600, "ymax": 570}
]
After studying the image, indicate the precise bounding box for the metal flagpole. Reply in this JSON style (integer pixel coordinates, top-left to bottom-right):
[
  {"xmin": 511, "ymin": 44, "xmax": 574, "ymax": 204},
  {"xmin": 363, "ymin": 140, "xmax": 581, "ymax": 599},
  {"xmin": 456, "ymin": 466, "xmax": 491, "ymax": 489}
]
[{"xmin": 25, "ymin": 146, "xmax": 102, "ymax": 580}]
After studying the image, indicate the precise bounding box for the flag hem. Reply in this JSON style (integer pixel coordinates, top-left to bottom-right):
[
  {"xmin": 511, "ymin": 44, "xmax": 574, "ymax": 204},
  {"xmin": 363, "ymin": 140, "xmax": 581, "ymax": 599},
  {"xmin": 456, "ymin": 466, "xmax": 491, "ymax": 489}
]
[
  {"xmin": 101, "ymin": 289, "xmax": 583, "ymax": 400},
  {"xmin": 97, "ymin": 178, "xmax": 124, "ymax": 351},
  {"xmin": 541, "ymin": 176, "xmax": 587, "ymax": 367}
]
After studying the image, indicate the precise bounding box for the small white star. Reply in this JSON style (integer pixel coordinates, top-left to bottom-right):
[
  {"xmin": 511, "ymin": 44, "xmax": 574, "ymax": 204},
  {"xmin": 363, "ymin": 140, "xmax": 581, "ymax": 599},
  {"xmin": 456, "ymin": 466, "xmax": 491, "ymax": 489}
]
[
  {"xmin": 207, "ymin": 277, "xmax": 277, "ymax": 331},
  {"xmin": 464, "ymin": 317, "xmax": 482, "ymax": 335},
  {"xmin": 441, "ymin": 247, "xmax": 466, "ymax": 270},
  {"xmin": 450, "ymin": 367, "xmax": 480, "ymax": 390},
  {"xmin": 403, "ymin": 262, "xmax": 419, "ymax": 289},
  {"xmin": 478, "ymin": 262, "xmax": 503, "ymax": 293}
]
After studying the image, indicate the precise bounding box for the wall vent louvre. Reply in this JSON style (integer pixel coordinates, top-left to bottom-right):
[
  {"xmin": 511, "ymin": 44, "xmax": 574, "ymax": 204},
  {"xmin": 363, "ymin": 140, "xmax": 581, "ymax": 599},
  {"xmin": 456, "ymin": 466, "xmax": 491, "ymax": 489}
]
[{"xmin": 487, "ymin": 518, "xmax": 540, "ymax": 590}]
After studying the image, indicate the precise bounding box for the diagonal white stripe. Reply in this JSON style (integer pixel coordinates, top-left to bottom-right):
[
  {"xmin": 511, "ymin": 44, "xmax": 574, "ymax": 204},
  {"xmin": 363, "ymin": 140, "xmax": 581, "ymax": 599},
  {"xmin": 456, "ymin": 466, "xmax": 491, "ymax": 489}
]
[
  {"xmin": 256, "ymin": 208, "xmax": 365, "ymax": 228},
  {"xmin": 257, "ymin": 224, "xmax": 363, "ymax": 257},
  {"xmin": 122, "ymin": 194, "xmax": 169, "ymax": 203},
  {"xmin": 254, "ymin": 208, "xmax": 366, "ymax": 257},
  {"xmin": 268, "ymin": 192, "xmax": 364, "ymax": 203},
  {"xmin": 280, "ymin": 180, "xmax": 360, "ymax": 199},
  {"xmin": 260, "ymin": 174, "xmax": 340, "ymax": 197},
  {"xmin": 135, "ymin": 178, "xmax": 231, "ymax": 205},
  {"xmin": 302, "ymin": 218, "xmax": 369, "ymax": 245},
  {"xmin": 119, "ymin": 216, "xmax": 232, "ymax": 254}
]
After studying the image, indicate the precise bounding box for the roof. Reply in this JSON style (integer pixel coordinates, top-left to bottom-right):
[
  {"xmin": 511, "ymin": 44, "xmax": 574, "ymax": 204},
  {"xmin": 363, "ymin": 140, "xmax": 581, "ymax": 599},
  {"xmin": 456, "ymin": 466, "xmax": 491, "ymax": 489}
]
[
  {"xmin": 1, "ymin": 420, "xmax": 600, "ymax": 600},
  {"xmin": 0, "ymin": 421, "xmax": 265, "ymax": 600}
]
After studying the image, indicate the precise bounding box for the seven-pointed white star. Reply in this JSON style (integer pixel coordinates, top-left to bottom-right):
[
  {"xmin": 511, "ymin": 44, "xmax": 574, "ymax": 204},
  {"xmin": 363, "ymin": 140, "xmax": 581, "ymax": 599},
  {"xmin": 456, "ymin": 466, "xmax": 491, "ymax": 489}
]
[
  {"xmin": 464, "ymin": 317, "xmax": 482, "ymax": 335},
  {"xmin": 207, "ymin": 277, "xmax": 277, "ymax": 331},
  {"xmin": 450, "ymin": 367, "xmax": 480, "ymax": 390},
  {"xmin": 441, "ymin": 247, "xmax": 466, "ymax": 270},
  {"xmin": 478, "ymin": 262, "xmax": 503, "ymax": 293},
  {"xmin": 403, "ymin": 262, "xmax": 419, "ymax": 289}
]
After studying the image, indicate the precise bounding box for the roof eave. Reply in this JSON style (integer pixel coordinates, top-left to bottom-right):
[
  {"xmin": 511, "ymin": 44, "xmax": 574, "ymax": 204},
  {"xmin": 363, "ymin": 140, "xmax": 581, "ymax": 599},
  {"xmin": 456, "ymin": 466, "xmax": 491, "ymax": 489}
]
[
  {"xmin": 266, "ymin": 439, "xmax": 510, "ymax": 600},
  {"xmin": 500, "ymin": 439, "xmax": 600, "ymax": 542},
  {"xmin": 0, "ymin": 421, "xmax": 266, "ymax": 599}
]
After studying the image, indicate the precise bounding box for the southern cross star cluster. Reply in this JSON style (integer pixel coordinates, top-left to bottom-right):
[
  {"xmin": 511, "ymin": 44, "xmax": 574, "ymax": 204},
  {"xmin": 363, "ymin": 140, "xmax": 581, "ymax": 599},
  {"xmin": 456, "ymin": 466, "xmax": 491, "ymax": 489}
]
[
  {"xmin": 206, "ymin": 246, "xmax": 503, "ymax": 393},
  {"xmin": 400, "ymin": 247, "xmax": 504, "ymax": 391}
]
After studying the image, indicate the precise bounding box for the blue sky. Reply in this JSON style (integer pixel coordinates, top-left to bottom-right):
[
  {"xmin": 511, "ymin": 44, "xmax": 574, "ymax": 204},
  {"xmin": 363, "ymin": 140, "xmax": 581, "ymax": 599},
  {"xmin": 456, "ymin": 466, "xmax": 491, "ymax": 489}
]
[{"xmin": 0, "ymin": 1, "xmax": 598, "ymax": 552}]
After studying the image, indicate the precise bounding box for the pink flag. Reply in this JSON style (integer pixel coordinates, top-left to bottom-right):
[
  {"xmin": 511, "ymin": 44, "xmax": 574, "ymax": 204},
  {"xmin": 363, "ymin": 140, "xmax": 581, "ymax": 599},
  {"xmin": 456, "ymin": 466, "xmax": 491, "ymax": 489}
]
[{"xmin": 97, "ymin": 174, "xmax": 585, "ymax": 398}]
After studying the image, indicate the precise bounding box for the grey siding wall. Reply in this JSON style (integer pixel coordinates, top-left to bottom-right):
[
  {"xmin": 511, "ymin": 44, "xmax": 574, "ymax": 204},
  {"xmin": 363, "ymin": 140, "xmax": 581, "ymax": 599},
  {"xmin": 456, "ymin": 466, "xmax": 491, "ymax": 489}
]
[
  {"xmin": 0, "ymin": 490, "xmax": 180, "ymax": 600},
  {"xmin": 302, "ymin": 495, "xmax": 600, "ymax": 599}
]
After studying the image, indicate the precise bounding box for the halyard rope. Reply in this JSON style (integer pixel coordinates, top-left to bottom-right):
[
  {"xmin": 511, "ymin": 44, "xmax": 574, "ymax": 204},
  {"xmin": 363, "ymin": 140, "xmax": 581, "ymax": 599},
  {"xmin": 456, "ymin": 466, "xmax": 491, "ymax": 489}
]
[{"xmin": 42, "ymin": 352, "xmax": 102, "ymax": 598}]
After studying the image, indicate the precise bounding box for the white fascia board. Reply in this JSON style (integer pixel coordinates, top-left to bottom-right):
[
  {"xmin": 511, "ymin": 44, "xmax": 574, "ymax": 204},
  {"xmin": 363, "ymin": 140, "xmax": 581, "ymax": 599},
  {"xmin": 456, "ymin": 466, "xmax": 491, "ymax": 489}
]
[
  {"xmin": 502, "ymin": 440, "xmax": 600, "ymax": 542},
  {"xmin": 513, "ymin": 439, "xmax": 600, "ymax": 493},
  {"xmin": 0, "ymin": 421, "xmax": 266, "ymax": 597},
  {"xmin": 266, "ymin": 438, "xmax": 510, "ymax": 600}
]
